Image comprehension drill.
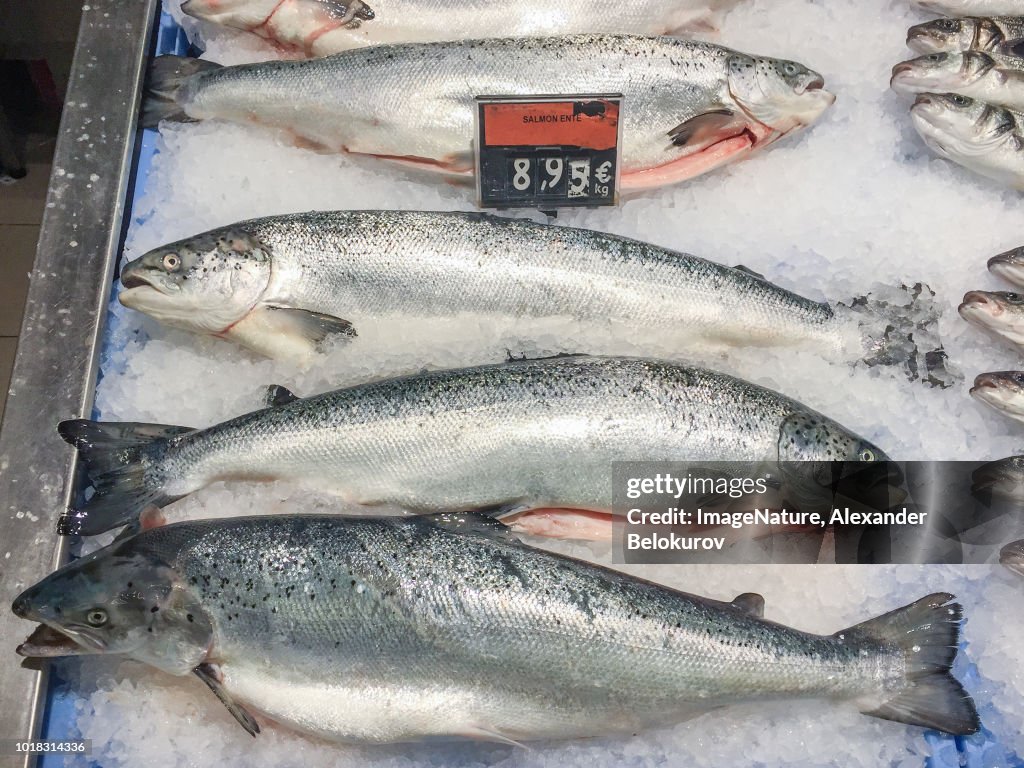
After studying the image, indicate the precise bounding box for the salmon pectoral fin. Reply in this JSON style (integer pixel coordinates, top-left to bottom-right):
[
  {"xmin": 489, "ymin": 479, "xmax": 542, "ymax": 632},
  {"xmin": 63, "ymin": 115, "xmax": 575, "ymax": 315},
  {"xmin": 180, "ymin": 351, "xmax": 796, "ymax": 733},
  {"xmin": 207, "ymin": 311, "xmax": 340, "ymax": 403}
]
[
  {"xmin": 194, "ymin": 663, "xmax": 261, "ymax": 737},
  {"xmin": 223, "ymin": 305, "xmax": 356, "ymax": 362},
  {"xmin": 437, "ymin": 504, "xmax": 614, "ymax": 542},
  {"xmin": 668, "ymin": 108, "xmax": 742, "ymax": 148},
  {"xmin": 505, "ymin": 508, "xmax": 615, "ymax": 542},
  {"xmin": 459, "ymin": 726, "xmax": 529, "ymax": 749}
]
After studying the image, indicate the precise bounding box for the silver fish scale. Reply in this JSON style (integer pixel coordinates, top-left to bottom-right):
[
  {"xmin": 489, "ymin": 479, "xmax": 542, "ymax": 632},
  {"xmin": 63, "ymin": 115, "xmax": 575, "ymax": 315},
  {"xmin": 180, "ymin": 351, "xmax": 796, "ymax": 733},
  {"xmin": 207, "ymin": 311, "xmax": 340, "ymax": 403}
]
[
  {"xmin": 184, "ymin": 35, "xmax": 739, "ymax": 171},
  {"xmin": 156, "ymin": 357, "xmax": 880, "ymax": 513},
  {"xmin": 241, "ymin": 210, "xmax": 838, "ymax": 348},
  {"xmin": 138, "ymin": 515, "xmax": 903, "ymax": 742}
]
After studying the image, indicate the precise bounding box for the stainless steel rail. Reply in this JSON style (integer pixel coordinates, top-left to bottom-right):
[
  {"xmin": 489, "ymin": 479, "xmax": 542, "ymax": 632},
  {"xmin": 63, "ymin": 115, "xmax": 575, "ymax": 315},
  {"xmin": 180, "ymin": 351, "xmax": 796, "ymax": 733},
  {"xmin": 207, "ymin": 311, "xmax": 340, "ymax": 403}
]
[{"xmin": 0, "ymin": 0, "xmax": 158, "ymax": 763}]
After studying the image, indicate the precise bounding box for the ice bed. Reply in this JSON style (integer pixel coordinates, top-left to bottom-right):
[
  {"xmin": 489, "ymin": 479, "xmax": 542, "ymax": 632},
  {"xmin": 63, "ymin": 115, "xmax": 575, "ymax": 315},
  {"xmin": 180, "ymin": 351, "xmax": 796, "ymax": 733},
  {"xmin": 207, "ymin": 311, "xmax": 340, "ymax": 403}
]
[{"xmin": 2, "ymin": 1, "xmax": 1024, "ymax": 766}]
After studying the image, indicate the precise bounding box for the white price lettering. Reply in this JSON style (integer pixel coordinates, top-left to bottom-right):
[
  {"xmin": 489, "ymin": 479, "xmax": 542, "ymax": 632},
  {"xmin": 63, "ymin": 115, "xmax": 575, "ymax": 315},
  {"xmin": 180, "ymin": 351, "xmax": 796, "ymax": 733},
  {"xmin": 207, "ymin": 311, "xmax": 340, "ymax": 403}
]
[
  {"xmin": 541, "ymin": 157, "xmax": 564, "ymax": 191},
  {"xmin": 595, "ymin": 160, "xmax": 612, "ymax": 185},
  {"xmin": 568, "ymin": 159, "xmax": 591, "ymax": 199},
  {"xmin": 512, "ymin": 158, "xmax": 532, "ymax": 191}
]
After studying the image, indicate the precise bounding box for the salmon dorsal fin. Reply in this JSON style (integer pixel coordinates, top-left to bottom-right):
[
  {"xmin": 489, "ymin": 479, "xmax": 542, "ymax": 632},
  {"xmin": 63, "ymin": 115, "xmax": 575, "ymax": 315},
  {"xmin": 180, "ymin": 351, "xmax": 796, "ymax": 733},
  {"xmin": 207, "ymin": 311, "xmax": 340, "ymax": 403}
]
[{"xmin": 730, "ymin": 592, "xmax": 766, "ymax": 618}]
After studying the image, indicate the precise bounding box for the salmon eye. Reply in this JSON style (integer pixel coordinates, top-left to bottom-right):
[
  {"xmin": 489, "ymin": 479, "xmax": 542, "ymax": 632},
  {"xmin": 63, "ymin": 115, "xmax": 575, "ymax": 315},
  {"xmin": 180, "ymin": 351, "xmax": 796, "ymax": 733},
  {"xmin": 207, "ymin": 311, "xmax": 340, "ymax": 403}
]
[
  {"xmin": 859, "ymin": 449, "xmax": 876, "ymax": 462},
  {"xmin": 163, "ymin": 253, "xmax": 181, "ymax": 271},
  {"xmin": 782, "ymin": 62, "xmax": 798, "ymax": 76},
  {"xmin": 86, "ymin": 609, "xmax": 108, "ymax": 627}
]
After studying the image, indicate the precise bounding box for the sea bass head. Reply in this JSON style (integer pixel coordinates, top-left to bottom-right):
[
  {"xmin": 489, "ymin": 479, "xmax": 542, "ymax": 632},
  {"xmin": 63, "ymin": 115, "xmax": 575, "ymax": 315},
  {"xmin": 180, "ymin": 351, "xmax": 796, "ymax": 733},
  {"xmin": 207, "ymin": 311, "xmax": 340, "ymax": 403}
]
[
  {"xmin": 910, "ymin": 93, "xmax": 1017, "ymax": 154},
  {"xmin": 119, "ymin": 228, "xmax": 272, "ymax": 336},
  {"xmin": 1000, "ymin": 539, "xmax": 1024, "ymax": 577},
  {"xmin": 959, "ymin": 290, "xmax": 1024, "ymax": 345},
  {"xmin": 12, "ymin": 539, "xmax": 212, "ymax": 675},
  {"xmin": 989, "ymin": 246, "xmax": 1024, "ymax": 288},
  {"xmin": 891, "ymin": 51, "xmax": 995, "ymax": 95},
  {"xmin": 971, "ymin": 371, "xmax": 1024, "ymax": 422},
  {"xmin": 727, "ymin": 54, "xmax": 835, "ymax": 135},
  {"xmin": 907, "ymin": 18, "xmax": 986, "ymax": 55},
  {"xmin": 972, "ymin": 455, "xmax": 1024, "ymax": 502}
]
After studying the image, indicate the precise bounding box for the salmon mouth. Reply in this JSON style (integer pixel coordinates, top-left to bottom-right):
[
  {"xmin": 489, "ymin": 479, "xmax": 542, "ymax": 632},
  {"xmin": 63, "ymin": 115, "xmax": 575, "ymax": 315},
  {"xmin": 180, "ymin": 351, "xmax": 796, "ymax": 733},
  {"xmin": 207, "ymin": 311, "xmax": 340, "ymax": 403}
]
[
  {"xmin": 802, "ymin": 75, "xmax": 826, "ymax": 94},
  {"xmin": 120, "ymin": 273, "xmax": 152, "ymax": 290},
  {"xmin": 16, "ymin": 623, "xmax": 104, "ymax": 657}
]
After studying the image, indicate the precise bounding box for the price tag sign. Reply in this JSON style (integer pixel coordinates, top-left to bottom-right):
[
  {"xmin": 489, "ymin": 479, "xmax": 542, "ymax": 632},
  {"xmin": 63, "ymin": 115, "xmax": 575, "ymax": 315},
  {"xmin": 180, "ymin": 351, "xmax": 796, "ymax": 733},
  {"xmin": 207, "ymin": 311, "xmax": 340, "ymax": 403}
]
[{"xmin": 475, "ymin": 94, "xmax": 622, "ymax": 210}]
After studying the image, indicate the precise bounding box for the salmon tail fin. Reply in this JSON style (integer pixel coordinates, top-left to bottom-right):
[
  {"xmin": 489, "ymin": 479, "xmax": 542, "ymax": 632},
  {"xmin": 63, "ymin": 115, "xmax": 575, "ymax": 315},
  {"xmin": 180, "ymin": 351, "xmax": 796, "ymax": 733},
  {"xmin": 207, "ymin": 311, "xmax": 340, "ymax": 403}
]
[
  {"xmin": 56, "ymin": 420, "xmax": 192, "ymax": 536},
  {"xmin": 843, "ymin": 592, "xmax": 980, "ymax": 736},
  {"xmin": 142, "ymin": 55, "xmax": 221, "ymax": 128}
]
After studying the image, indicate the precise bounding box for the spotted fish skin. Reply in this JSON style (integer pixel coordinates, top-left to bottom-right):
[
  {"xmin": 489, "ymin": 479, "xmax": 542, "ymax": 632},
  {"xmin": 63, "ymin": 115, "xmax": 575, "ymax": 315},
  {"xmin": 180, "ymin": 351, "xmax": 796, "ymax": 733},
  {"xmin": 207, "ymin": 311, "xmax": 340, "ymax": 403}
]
[
  {"xmin": 56, "ymin": 356, "xmax": 886, "ymax": 535},
  {"xmin": 181, "ymin": 0, "xmax": 747, "ymax": 57},
  {"xmin": 11, "ymin": 515, "xmax": 980, "ymax": 742},
  {"xmin": 142, "ymin": 36, "xmax": 833, "ymax": 189},
  {"xmin": 118, "ymin": 210, "xmax": 844, "ymax": 362}
]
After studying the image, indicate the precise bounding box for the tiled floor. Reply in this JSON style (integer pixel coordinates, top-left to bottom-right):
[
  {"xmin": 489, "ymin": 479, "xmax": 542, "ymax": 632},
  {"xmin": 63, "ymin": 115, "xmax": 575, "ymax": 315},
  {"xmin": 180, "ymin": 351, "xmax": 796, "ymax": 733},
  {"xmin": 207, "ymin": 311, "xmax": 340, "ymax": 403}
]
[{"xmin": 0, "ymin": 134, "xmax": 54, "ymax": 429}]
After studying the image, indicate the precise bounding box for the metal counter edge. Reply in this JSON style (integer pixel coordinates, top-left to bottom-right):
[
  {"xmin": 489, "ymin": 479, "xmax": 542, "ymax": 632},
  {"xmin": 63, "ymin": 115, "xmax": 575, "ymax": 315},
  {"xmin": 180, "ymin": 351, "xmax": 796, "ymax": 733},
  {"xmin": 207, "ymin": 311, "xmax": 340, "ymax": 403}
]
[{"xmin": 0, "ymin": 1, "xmax": 159, "ymax": 765}]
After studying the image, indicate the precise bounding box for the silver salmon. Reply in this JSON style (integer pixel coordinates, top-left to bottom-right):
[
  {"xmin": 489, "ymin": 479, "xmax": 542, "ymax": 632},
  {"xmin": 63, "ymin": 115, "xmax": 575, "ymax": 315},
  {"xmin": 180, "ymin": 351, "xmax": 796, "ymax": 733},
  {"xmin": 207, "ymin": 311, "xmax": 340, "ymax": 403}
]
[
  {"xmin": 12, "ymin": 514, "xmax": 980, "ymax": 742},
  {"xmin": 55, "ymin": 356, "xmax": 887, "ymax": 537},
  {"xmin": 180, "ymin": 0, "xmax": 746, "ymax": 57},
  {"xmin": 912, "ymin": 0, "xmax": 1024, "ymax": 14},
  {"xmin": 118, "ymin": 210, "xmax": 849, "ymax": 363},
  {"xmin": 141, "ymin": 37, "xmax": 834, "ymax": 191}
]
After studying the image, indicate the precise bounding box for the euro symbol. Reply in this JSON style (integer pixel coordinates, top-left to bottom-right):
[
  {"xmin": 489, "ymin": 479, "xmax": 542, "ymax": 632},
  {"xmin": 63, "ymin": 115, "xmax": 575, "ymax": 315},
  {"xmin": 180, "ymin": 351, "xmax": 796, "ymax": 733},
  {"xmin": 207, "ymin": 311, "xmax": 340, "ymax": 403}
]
[{"xmin": 595, "ymin": 161, "xmax": 612, "ymax": 184}]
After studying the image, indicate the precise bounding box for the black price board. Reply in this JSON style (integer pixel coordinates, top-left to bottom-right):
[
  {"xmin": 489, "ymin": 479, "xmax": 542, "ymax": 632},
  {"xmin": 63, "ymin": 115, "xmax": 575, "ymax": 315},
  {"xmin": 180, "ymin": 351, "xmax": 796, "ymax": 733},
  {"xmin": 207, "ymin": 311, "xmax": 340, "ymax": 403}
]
[{"xmin": 475, "ymin": 95, "xmax": 622, "ymax": 210}]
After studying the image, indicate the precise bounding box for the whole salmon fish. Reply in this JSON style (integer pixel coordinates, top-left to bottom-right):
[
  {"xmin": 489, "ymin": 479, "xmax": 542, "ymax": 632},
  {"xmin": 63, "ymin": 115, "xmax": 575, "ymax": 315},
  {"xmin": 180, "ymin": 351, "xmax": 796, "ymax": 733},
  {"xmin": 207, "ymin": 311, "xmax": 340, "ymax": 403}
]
[
  {"xmin": 13, "ymin": 514, "xmax": 980, "ymax": 742},
  {"xmin": 180, "ymin": 0, "xmax": 747, "ymax": 57},
  {"xmin": 118, "ymin": 210, "xmax": 848, "ymax": 363},
  {"xmin": 56, "ymin": 356, "xmax": 887, "ymax": 536},
  {"xmin": 142, "ymin": 36, "xmax": 834, "ymax": 190}
]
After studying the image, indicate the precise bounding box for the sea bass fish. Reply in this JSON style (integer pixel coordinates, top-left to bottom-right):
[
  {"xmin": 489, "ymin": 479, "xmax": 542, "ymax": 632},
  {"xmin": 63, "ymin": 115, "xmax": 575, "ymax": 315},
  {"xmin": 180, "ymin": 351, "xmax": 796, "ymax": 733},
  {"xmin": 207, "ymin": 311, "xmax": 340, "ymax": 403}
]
[
  {"xmin": 12, "ymin": 514, "xmax": 980, "ymax": 741},
  {"xmin": 972, "ymin": 455, "xmax": 1024, "ymax": 501},
  {"xmin": 180, "ymin": 0, "xmax": 747, "ymax": 58},
  {"xmin": 909, "ymin": 94, "xmax": 1024, "ymax": 189},
  {"xmin": 142, "ymin": 37, "xmax": 834, "ymax": 191},
  {"xmin": 990, "ymin": 246, "xmax": 1024, "ymax": 287},
  {"xmin": 1000, "ymin": 539, "xmax": 1024, "ymax": 575},
  {"xmin": 892, "ymin": 51, "xmax": 1024, "ymax": 112},
  {"xmin": 959, "ymin": 289, "xmax": 1024, "ymax": 346},
  {"xmin": 912, "ymin": 0, "xmax": 1024, "ymax": 14},
  {"xmin": 118, "ymin": 210, "xmax": 854, "ymax": 364},
  {"xmin": 907, "ymin": 16, "xmax": 1024, "ymax": 55},
  {"xmin": 55, "ymin": 356, "xmax": 887, "ymax": 537},
  {"xmin": 970, "ymin": 371, "xmax": 1024, "ymax": 424}
]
